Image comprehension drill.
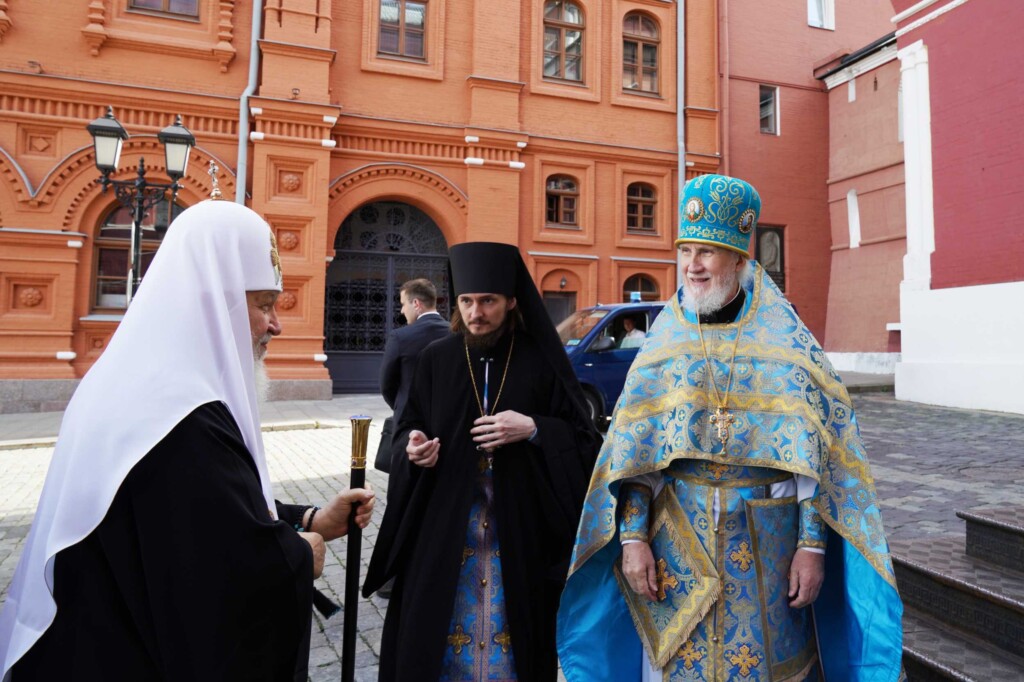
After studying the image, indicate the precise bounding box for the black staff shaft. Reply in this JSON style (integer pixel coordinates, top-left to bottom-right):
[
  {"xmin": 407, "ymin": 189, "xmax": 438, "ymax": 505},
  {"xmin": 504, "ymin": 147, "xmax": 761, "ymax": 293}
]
[{"xmin": 342, "ymin": 416, "xmax": 371, "ymax": 682}]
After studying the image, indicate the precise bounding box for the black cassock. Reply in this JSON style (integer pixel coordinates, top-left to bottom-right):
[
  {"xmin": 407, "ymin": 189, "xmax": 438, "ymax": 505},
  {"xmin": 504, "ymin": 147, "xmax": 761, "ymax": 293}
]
[
  {"xmin": 364, "ymin": 331, "xmax": 600, "ymax": 682},
  {"xmin": 13, "ymin": 401, "xmax": 315, "ymax": 682}
]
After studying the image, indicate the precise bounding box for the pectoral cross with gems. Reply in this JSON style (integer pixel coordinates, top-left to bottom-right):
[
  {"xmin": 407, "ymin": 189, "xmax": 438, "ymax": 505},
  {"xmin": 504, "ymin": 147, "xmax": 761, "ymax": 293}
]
[{"xmin": 709, "ymin": 406, "xmax": 736, "ymax": 446}]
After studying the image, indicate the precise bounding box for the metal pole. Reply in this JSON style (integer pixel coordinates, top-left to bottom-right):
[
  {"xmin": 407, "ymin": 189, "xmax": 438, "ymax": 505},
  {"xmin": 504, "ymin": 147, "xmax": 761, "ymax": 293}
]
[
  {"xmin": 676, "ymin": 0, "xmax": 688, "ymax": 290},
  {"xmin": 127, "ymin": 157, "xmax": 147, "ymax": 304},
  {"xmin": 342, "ymin": 416, "xmax": 371, "ymax": 682}
]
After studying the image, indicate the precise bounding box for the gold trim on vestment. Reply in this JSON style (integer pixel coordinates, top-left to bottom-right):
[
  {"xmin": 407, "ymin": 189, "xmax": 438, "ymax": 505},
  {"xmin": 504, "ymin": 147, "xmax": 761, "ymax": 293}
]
[
  {"xmin": 637, "ymin": 281, "xmax": 852, "ymax": 407},
  {"xmin": 713, "ymin": 486, "xmax": 726, "ymax": 682},
  {"xmin": 746, "ymin": 496, "xmax": 820, "ymax": 681},
  {"xmin": 589, "ymin": 449, "xmax": 820, "ymax": 493},
  {"xmin": 632, "ymin": 339, "xmax": 851, "ymax": 409},
  {"xmin": 613, "ymin": 488, "xmax": 722, "ymax": 669},
  {"xmin": 665, "ymin": 469, "xmax": 791, "ymax": 488},
  {"xmin": 611, "ymin": 388, "xmax": 836, "ymax": 453},
  {"xmin": 568, "ymin": 452, "xmax": 822, "ymax": 574},
  {"xmin": 748, "ymin": 498, "xmax": 775, "ymax": 677}
]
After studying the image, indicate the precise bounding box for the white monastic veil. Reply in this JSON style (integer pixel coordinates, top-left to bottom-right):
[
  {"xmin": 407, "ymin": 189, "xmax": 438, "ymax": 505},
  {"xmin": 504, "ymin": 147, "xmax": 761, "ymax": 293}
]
[{"xmin": 0, "ymin": 200, "xmax": 283, "ymax": 679}]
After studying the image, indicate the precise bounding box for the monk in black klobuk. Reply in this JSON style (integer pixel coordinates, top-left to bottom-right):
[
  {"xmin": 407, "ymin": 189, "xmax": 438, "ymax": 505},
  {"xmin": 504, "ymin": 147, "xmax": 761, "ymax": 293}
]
[{"xmin": 364, "ymin": 242, "xmax": 600, "ymax": 682}]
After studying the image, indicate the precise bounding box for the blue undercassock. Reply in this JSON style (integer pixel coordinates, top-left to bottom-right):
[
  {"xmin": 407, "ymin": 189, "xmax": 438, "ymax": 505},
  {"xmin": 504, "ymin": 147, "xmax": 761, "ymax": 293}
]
[{"xmin": 440, "ymin": 455, "xmax": 517, "ymax": 682}]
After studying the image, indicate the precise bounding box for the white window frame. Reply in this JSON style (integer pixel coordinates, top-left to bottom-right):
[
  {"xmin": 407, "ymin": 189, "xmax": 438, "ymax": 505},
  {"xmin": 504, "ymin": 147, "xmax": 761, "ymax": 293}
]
[
  {"xmin": 847, "ymin": 189, "xmax": 861, "ymax": 249},
  {"xmin": 808, "ymin": 0, "xmax": 835, "ymax": 30},
  {"xmin": 759, "ymin": 85, "xmax": 780, "ymax": 136}
]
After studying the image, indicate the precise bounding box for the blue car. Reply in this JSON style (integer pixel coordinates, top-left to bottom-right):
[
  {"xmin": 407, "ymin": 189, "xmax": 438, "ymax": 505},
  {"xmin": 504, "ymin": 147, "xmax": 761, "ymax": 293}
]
[{"xmin": 557, "ymin": 301, "xmax": 666, "ymax": 428}]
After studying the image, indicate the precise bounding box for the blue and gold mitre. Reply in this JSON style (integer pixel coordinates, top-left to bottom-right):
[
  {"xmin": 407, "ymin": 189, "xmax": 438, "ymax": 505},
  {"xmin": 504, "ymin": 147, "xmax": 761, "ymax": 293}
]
[{"xmin": 676, "ymin": 174, "xmax": 761, "ymax": 256}]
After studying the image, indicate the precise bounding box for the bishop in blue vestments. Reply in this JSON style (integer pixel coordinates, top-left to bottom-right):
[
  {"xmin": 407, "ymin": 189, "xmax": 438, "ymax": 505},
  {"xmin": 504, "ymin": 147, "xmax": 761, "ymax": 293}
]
[{"xmin": 558, "ymin": 175, "xmax": 904, "ymax": 682}]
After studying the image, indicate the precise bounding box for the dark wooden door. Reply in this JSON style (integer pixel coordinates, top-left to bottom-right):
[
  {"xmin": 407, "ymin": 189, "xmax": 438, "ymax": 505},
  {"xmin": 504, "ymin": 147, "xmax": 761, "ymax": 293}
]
[{"xmin": 324, "ymin": 202, "xmax": 449, "ymax": 393}]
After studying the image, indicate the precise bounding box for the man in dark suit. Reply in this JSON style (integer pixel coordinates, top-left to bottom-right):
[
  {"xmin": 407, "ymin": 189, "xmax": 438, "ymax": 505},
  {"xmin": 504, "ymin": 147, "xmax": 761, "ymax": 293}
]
[
  {"xmin": 380, "ymin": 279, "xmax": 450, "ymax": 426},
  {"xmin": 376, "ymin": 279, "xmax": 449, "ymax": 598}
]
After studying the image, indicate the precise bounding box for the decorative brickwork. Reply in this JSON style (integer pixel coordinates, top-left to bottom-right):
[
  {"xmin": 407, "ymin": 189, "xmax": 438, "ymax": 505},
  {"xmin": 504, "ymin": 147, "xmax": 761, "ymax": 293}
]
[
  {"xmin": 0, "ymin": 1, "xmax": 12, "ymax": 43},
  {"xmin": 329, "ymin": 164, "xmax": 468, "ymax": 214},
  {"xmin": 80, "ymin": 0, "xmax": 236, "ymax": 70}
]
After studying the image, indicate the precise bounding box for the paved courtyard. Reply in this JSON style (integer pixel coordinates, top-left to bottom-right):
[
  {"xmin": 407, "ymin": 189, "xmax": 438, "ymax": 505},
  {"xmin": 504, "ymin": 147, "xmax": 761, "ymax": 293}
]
[{"xmin": 0, "ymin": 392, "xmax": 1022, "ymax": 680}]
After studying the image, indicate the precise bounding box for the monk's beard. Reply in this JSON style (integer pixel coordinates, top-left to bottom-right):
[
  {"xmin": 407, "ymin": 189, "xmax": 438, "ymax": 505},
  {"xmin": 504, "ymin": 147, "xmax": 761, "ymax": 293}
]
[
  {"xmin": 253, "ymin": 358, "xmax": 270, "ymax": 404},
  {"xmin": 463, "ymin": 315, "xmax": 514, "ymax": 352}
]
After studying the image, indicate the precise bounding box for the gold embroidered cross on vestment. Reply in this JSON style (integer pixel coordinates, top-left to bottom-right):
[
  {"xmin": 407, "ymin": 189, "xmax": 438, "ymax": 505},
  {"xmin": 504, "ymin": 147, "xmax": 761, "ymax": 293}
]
[
  {"xmin": 448, "ymin": 625, "xmax": 472, "ymax": 654},
  {"xmin": 655, "ymin": 557, "xmax": 680, "ymax": 601},
  {"xmin": 493, "ymin": 629, "xmax": 512, "ymax": 653},
  {"xmin": 679, "ymin": 641, "xmax": 704, "ymax": 670}
]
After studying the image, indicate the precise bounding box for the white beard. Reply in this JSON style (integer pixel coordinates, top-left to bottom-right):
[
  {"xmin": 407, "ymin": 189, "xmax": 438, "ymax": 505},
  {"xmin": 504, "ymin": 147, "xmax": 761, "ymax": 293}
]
[
  {"xmin": 682, "ymin": 260, "xmax": 754, "ymax": 315},
  {"xmin": 253, "ymin": 358, "xmax": 270, "ymax": 405},
  {"xmin": 683, "ymin": 273, "xmax": 738, "ymax": 315}
]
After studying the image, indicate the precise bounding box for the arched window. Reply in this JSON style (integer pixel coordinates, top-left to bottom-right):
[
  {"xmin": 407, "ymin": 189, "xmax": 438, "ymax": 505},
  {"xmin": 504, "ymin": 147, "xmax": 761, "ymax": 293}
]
[
  {"xmin": 93, "ymin": 198, "xmax": 183, "ymax": 310},
  {"xmin": 623, "ymin": 274, "xmax": 659, "ymax": 302},
  {"xmin": 546, "ymin": 175, "xmax": 579, "ymax": 227},
  {"xmin": 543, "ymin": 1, "xmax": 584, "ymax": 82},
  {"xmin": 623, "ymin": 13, "xmax": 659, "ymax": 93},
  {"xmin": 379, "ymin": 0, "xmax": 427, "ymax": 59},
  {"xmin": 756, "ymin": 226, "xmax": 786, "ymax": 291},
  {"xmin": 626, "ymin": 182, "xmax": 656, "ymax": 233}
]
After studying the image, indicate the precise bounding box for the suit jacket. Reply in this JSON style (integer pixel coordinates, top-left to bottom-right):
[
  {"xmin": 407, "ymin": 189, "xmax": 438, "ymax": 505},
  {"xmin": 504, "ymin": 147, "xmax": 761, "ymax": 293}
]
[{"xmin": 379, "ymin": 312, "xmax": 450, "ymax": 425}]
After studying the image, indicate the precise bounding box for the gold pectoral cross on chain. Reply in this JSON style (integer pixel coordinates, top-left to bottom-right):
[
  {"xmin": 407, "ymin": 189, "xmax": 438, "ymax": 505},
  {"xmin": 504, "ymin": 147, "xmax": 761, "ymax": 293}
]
[{"xmin": 709, "ymin": 406, "xmax": 736, "ymax": 446}]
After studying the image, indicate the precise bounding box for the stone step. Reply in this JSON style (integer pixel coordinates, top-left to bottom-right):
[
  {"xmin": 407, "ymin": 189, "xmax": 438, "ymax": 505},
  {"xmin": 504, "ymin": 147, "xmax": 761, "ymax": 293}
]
[
  {"xmin": 902, "ymin": 608, "xmax": 1024, "ymax": 682},
  {"xmin": 956, "ymin": 507, "xmax": 1024, "ymax": 573},
  {"xmin": 891, "ymin": 536, "xmax": 1024, "ymax": 660}
]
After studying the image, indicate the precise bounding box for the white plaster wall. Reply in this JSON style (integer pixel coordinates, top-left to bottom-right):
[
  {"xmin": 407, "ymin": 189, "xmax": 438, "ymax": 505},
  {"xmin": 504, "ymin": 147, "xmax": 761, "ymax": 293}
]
[
  {"xmin": 896, "ymin": 280, "xmax": 1024, "ymax": 413},
  {"xmin": 827, "ymin": 352, "xmax": 900, "ymax": 374}
]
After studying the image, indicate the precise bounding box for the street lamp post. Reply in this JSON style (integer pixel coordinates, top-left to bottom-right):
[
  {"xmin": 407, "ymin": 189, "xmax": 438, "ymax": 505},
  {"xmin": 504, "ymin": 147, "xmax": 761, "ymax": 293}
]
[{"xmin": 86, "ymin": 106, "xmax": 195, "ymax": 305}]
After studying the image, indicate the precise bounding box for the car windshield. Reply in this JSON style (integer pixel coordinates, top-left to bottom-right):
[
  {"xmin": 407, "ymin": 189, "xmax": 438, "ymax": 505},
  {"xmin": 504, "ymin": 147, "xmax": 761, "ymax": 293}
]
[{"xmin": 556, "ymin": 309, "xmax": 608, "ymax": 346}]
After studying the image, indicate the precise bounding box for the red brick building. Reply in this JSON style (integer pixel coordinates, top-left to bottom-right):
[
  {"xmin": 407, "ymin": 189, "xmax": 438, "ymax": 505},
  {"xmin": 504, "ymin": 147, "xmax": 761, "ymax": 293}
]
[
  {"xmin": 818, "ymin": 33, "xmax": 904, "ymax": 374},
  {"xmin": 0, "ymin": 0, "xmax": 712, "ymax": 409},
  {"xmin": 0, "ymin": 0, "xmax": 905, "ymax": 411},
  {"xmin": 813, "ymin": 0, "xmax": 1024, "ymax": 413},
  {"xmin": 722, "ymin": 0, "xmax": 892, "ymax": 338}
]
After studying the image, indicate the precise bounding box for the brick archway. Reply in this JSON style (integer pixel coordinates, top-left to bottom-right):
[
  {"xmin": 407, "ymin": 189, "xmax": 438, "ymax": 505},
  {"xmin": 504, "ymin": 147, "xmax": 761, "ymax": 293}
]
[
  {"xmin": 324, "ymin": 164, "xmax": 467, "ymax": 393},
  {"xmin": 327, "ymin": 162, "xmax": 468, "ymax": 249}
]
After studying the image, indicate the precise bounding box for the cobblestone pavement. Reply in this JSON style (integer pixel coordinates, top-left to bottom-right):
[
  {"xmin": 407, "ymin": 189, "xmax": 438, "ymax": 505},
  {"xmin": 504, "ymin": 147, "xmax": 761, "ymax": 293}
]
[
  {"xmin": 1, "ymin": 393, "xmax": 1022, "ymax": 679},
  {"xmin": 852, "ymin": 394, "xmax": 1024, "ymax": 543}
]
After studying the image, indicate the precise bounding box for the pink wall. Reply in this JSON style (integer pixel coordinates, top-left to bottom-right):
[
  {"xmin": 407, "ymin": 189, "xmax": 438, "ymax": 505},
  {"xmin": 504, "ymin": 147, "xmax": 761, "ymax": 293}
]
[
  {"xmin": 729, "ymin": 82, "xmax": 832, "ymax": 338},
  {"xmin": 725, "ymin": 0, "xmax": 893, "ymax": 341},
  {"xmin": 898, "ymin": 0, "xmax": 1024, "ymax": 289},
  {"xmin": 826, "ymin": 240, "xmax": 904, "ymax": 352},
  {"xmin": 824, "ymin": 58, "xmax": 905, "ymax": 352},
  {"xmin": 727, "ymin": 0, "xmax": 893, "ymax": 87},
  {"xmin": 828, "ymin": 60, "xmax": 903, "ymax": 182}
]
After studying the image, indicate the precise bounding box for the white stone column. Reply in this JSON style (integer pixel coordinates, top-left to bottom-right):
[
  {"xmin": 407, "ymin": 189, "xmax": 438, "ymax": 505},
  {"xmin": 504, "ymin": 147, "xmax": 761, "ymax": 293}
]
[{"xmin": 897, "ymin": 39, "xmax": 934, "ymax": 293}]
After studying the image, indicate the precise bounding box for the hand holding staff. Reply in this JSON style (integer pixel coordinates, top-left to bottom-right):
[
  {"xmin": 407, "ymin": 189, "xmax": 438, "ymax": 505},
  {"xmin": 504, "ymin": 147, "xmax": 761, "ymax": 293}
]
[{"xmin": 308, "ymin": 485, "xmax": 375, "ymax": 620}]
